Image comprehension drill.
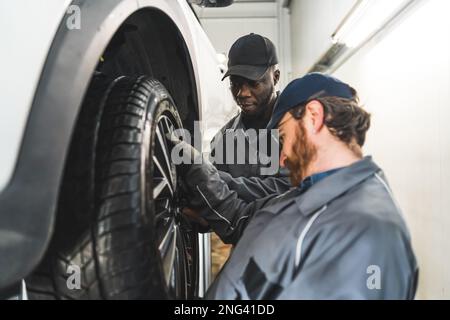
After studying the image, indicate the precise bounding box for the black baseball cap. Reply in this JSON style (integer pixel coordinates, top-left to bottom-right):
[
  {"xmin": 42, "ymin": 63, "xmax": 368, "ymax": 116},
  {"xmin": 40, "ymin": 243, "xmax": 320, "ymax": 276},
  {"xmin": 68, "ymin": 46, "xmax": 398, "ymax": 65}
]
[
  {"xmin": 222, "ymin": 33, "xmax": 278, "ymax": 81},
  {"xmin": 267, "ymin": 73, "xmax": 354, "ymax": 130}
]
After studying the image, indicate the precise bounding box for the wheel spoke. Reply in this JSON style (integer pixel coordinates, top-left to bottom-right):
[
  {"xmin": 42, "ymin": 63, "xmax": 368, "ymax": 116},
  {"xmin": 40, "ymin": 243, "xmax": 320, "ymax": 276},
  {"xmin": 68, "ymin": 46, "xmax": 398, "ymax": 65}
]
[
  {"xmin": 175, "ymin": 226, "xmax": 188, "ymax": 297},
  {"xmin": 154, "ymin": 207, "xmax": 170, "ymax": 225},
  {"xmin": 153, "ymin": 177, "xmax": 169, "ymax": 199},
  {"xmin": 155, "ymin": 125, "xmax": 176, "ymax": 189},
  {"xmin": 159, "ymin": 116, "xmax": 178, "ymax": 186},
  {"xmin": 171, "ymin": 246, "xmax": 181, "ymax": 297},
  {"xmin": 153, "ymin": 156, "xmax": 174, "ymax": 196},
  {"xmin": 167, "ymin": 225, "xmax": 187, "ymax": 297},
  {"xmin": 159, "ymin": 222, "xmax": 177, "ymax": 287},
  {"xmin": 162, "ymin": 116, "xmax": 175, "ymax": 136},
  {"xmin": 155, "ymin": 198, "xmax": 170, "ymax": 211}
]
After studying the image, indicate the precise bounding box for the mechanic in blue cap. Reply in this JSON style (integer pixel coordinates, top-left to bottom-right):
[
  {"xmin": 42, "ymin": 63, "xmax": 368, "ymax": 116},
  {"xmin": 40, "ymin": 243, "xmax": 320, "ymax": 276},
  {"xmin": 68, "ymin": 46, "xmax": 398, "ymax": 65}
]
[{"xmin": 170, "ymin": 73, "xmax": 418, "ymax": 299}]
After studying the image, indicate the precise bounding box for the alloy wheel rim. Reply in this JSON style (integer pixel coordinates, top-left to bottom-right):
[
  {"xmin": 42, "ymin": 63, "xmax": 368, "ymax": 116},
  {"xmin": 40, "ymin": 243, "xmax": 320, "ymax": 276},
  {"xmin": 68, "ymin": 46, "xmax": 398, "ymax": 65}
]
[{"xmin": 150, "ymin": 111, "xmax": 195, "ymax": 298}]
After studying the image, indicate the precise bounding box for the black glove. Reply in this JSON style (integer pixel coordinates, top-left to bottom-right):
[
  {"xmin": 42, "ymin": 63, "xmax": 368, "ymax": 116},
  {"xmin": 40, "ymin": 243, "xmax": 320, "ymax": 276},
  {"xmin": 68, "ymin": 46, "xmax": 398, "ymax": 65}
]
[
  {"xmin": 165, "ymin": 132, "xmax": 204, "ymax": 178},
  {"xmin": 165, "ymin": 133, "xmax": 213, "ymax": 233}
]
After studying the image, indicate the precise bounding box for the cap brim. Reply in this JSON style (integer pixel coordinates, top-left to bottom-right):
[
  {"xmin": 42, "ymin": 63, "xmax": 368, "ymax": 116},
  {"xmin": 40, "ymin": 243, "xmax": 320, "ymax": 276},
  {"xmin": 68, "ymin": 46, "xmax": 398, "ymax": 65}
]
[
  {"xmin": 222, "ymin": 65, "xmax": 269, "ymax": 81},
  {"xmin": 266, "ymin": 113, "xmax": 283, "ymax": 130}
]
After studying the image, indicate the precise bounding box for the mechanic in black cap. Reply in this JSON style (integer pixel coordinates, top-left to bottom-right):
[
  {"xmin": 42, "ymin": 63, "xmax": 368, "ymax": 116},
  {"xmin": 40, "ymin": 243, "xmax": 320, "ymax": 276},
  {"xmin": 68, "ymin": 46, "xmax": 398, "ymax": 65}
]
[
  {"xmin": 211, "ymin": 34, "xmax": 289, "ymax": 185},
  {"xmin": 208, "ymin": 33, "xmax": 291, "ymax": 278},
  {"xmin": 169, "ymin": 73, "xmax": 418, "ymax": 299}
]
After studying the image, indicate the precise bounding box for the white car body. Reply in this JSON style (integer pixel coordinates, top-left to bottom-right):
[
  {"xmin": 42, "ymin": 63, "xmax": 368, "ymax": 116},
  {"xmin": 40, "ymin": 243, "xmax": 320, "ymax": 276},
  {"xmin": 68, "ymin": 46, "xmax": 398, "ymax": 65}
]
[
  {"xmin": 0, "ymin": 0, "xmax": 234, "ymax": 294},
  {"xmin": 0, "ymin": 0, "xmax": 233, "ymax": 192}
]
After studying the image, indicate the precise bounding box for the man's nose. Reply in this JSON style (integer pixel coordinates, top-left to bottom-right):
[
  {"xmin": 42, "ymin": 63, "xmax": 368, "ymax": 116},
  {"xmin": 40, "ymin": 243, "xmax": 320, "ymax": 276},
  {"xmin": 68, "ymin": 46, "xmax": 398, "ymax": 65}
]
[
  {"xmin": 237, "ymin": 83, "xmax": 251, "ymax": 98},
  {"xmin": 280, "ymin": 150, "xmax": 287, "ymax": 168}
]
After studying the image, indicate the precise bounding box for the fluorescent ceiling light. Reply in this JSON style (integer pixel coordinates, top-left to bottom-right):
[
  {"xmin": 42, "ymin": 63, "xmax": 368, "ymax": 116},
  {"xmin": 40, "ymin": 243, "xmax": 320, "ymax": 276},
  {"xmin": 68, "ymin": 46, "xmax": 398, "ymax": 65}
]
[{"xmin": 332, "ymin": 0, "xmax": 412, "ymax": 48}]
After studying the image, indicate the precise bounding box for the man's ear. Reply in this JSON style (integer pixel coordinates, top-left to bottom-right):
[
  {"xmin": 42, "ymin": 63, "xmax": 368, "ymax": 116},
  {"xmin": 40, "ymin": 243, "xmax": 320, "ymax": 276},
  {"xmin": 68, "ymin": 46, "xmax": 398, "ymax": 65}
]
[
  {"xmin": 305, "ymin": 100, "xmax": 325, "ymax": 134},
  {"xmin": 273, "ymin": 69, "xmax": 280, "ymax": 86}
]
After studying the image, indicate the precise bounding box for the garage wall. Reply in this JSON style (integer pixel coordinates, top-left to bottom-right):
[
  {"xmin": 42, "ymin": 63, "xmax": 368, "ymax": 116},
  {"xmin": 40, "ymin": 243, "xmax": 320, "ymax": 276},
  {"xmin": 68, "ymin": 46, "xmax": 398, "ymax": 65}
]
[
  {"xmin": 289, "ymin": 0, "xmax": 356, "ymax": 75},
  {"xmin": 289, "ymin": 0, "xmax": 450, "ymax": 299},
  {"xmin": 194, "ymin": 0, "xmax": 292, "ymax": 89}
]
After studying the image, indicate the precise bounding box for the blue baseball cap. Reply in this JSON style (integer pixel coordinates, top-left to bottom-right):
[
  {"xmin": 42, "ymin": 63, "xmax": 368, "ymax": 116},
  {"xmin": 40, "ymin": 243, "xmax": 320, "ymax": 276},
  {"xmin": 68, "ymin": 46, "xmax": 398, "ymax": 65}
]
[{"xmin": 266, "ymin": 73, "xmax": 354, "ymax": 130}]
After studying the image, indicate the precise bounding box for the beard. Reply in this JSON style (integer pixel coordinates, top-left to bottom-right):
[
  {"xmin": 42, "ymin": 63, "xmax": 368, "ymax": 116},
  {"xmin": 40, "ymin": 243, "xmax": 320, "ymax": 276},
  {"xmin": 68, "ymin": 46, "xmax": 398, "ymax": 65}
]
[
  {"xmin": 285, "ymin": 121, "xmax": 317, "ymax": 187},
  {"xmin": 240, "ymin": 88, "xmax": 274, "ymax": 119}
]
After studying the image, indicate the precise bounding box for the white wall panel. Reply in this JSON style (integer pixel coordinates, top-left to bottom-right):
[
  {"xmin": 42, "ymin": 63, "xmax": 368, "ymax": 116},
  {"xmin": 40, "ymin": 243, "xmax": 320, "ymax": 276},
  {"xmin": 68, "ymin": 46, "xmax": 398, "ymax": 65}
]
[
  {"xmin": 333, "ymin": 0, "xmax": 450, "ymax": 299},
  {"xmin": 289, "ymin": 0, "xmax": 356, "ymax": 75},
  {"xmin": 290, "ymin": 0, "xmax": 450, "ymax": 299}
]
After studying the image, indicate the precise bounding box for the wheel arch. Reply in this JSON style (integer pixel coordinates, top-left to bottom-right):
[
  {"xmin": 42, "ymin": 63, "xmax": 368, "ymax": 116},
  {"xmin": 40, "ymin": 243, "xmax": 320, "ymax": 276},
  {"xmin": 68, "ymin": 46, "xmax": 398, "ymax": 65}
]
[{"xmin": 0, "ymin": 0, "xmax": 200, "ymax": 291}]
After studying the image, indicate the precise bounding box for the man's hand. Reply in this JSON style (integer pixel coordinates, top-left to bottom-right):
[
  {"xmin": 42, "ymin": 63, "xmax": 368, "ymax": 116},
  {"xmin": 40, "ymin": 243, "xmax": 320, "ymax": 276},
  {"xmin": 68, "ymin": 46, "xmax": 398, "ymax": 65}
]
[
  {"xmin": 182, "ymin": 207, "xmax": 210, "ymax": 229},
  {"xmin": 165, "ymin": 132, "xmax": 204, "ymax": 177}
]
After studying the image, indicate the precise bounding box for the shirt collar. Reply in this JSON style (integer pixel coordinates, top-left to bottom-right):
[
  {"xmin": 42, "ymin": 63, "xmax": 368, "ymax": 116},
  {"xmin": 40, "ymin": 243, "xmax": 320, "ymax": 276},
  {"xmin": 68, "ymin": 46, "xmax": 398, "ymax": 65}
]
[{"xmin": 299, "ymin": 167, "xmax": 343, "ymax": 192}]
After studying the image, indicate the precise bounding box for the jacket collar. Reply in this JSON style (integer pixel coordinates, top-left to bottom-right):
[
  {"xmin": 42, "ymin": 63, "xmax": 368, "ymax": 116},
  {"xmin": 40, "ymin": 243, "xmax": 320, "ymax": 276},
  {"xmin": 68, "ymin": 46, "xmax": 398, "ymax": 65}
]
[
  {"xmin": 295, "ymin": 156, "xmax": 381, "ymax": 217},
  {"xmin": 229, "ymin": 113, "xmax": 269, "ymax": 148},
  {"xmin": 231, "ymin": 112, "xmax": 246, "ymax": 130}
]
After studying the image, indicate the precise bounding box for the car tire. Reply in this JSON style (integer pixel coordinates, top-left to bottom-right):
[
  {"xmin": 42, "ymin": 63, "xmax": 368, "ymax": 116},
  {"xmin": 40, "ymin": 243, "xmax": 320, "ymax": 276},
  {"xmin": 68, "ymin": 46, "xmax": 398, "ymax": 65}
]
[{"xmin": 26, "ymin": 75, "xmax": 199, "ymax": 299}]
